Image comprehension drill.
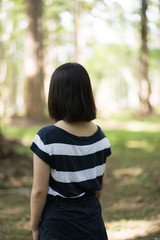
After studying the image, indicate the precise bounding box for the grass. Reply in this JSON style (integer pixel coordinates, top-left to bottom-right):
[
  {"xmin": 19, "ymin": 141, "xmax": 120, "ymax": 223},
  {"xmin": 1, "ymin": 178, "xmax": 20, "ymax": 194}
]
[
  {"xmin": 0, "ymin": 193, "xmax": 31, "ymax": 240},
  {"xmin": 2, "ymin": 125, "xmax": 40, "ymax": 142},
  {"xmin": 99, "ymin": 112, "xmax": 160, "ymax": 239},
  {"xmin": 1, "ymin": 110, "xmax": 160, "ymax": 240}
]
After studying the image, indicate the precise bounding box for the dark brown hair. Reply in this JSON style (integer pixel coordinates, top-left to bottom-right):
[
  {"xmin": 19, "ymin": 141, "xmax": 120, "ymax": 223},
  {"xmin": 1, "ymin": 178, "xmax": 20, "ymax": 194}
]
[{"xmin": 48, "ymin": 62, "xmax": 96, "ymax": 122}]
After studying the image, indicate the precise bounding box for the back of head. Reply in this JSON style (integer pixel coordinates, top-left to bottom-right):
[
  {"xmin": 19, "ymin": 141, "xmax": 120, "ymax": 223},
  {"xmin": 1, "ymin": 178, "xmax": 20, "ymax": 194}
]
[{"xmin": 48, "ymin": 62, "xmax": 96, "ymax": 122}]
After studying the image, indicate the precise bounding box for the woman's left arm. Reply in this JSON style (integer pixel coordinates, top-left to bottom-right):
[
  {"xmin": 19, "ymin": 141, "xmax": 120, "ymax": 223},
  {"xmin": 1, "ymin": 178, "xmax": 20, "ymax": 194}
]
[{"xmin": 31, "ymin": 154, "xmax": 50, "ymax": 239}]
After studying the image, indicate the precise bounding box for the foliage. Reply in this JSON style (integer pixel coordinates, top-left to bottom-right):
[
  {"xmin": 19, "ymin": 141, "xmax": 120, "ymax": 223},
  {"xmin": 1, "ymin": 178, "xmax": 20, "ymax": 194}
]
[{"xmin": 0, "ymin": 0, "xmax": 160, "ymax": 117}]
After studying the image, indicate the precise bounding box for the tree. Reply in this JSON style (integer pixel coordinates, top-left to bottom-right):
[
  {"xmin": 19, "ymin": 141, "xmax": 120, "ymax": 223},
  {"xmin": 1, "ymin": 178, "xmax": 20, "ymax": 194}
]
[
  {"xmin": 0, "ymin": 132, "xmax": 4, "ymax": 159},
  {"xmin": 73, "ymin": 0, "xmax": 83, "ymax": 63},
  {"xmin": 25, "ymin": 0, "xmax": 45, "ymax": 120},
  {"xmin": 139, "ymin": 0, "xmax": 152, "ymax": 114}
]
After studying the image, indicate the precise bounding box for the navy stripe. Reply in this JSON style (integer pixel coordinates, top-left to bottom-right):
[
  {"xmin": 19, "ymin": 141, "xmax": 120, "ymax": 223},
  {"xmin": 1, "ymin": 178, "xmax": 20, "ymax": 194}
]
[
  {"xmin": 49, "ymin": 151, "xmax": 107, "ymax": 171},
  {"xmin": 30, "ymin": 144, "xmax": 111, "ymax": 172},
  {"xmin": 37, "ymin": 125, "xmax": 106, "ymax": 145},
  {"xmin": 30, "ymin": 142, "xmax": 50, "ymax": 165}
]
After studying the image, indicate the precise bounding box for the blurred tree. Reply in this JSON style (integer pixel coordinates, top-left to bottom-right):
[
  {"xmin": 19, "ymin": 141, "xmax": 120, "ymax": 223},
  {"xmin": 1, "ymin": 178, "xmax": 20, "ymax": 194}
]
[
  {"xmin": 0, "ymin": 0, "xmax": 26, "ymax": 117},
  {"xmin": 25, "ymin": 0, "xmax": 45, "ymax": 120},
  {"xmin": 0, "ymin": 0, "xmax": 5, "ymax": 118},
  {"xmin": 139, "ymin": 0, "xmax": 152, "ymax": 114},
  {"xmin": 0, "ymin": 117, "xmax": 4, "ymax": 158},
  {"xmin": 0, "ymin": 0, "xmax": 159, "ymax": 118},
  {"xmin": 73, "ymin": 0, "xmax": 83, "ymax": 63},
  {"xmin": 0, "ymin": 132, "xmax": 4, "ymax": 158},
  {"xmin": 43, "ymin": 0, "xmax": 67, "ymax": 98}
]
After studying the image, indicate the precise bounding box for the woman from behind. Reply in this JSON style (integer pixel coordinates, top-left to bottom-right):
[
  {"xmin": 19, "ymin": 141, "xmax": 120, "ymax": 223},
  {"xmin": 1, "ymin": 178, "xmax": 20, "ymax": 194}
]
[{"xmin": 30, "ymin": 62, "xmax": 112, "ymax": 240}]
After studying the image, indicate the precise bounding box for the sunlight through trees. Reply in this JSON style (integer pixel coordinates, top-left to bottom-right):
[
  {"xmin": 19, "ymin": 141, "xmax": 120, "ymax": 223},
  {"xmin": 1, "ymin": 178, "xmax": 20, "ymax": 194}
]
[{"xmin": 0, "ymin": 0, "xmax": 159, "ymax": 120}]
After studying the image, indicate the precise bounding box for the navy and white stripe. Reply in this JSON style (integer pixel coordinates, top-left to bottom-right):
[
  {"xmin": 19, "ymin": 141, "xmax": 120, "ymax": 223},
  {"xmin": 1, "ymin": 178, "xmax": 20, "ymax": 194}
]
[
  {"xmin": 33, "ymin": 134, "xmax": 110, "ymax": 156},
  {"xmin": 30, "ymin": 125, "xmax": 111, "ymax": 198}
]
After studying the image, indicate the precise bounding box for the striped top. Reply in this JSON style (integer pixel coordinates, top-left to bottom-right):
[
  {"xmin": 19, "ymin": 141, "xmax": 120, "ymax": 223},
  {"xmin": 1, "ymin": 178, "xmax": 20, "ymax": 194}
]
[{"xmin": 30, "ymin": 125, "xmax": 111, "ymax": 198}]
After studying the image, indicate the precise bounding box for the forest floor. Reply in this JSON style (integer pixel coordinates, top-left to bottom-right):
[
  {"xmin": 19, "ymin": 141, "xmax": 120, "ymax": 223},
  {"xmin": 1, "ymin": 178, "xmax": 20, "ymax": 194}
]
[{"xmin": 0, "ymin": 109, "xmax": 160, "ymax": 240}]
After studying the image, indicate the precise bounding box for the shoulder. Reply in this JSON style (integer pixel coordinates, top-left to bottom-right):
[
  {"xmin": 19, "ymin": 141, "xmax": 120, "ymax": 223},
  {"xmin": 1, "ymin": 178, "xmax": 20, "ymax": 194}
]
[
  {"xmin": 37, "ymin": 125, "xmax": 55, "ymax": 137},
  {"xmin": 36, "ymin": 125, "xmax": 59, "ymax": 143},
  {"xmin": 36, "ymin": 125, "xmax": 69, "ymax": 145},
  {"xmin": 96, "ymin": 125, "xmax": 111, "ymax": 146},
  {"xmin": 96, "ymin": 124, "xmax": 106, "ymax": 138}
]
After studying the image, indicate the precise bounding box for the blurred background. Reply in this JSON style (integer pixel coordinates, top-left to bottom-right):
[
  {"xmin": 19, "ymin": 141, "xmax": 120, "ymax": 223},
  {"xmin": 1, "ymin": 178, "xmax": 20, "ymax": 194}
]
[
  {"xmin": 0, "ymin": 0, "xmax": 160, "ymax": 120},
  {"xmin": 0, "ymin": 0, "xmax": 160, "ymax": 239}
]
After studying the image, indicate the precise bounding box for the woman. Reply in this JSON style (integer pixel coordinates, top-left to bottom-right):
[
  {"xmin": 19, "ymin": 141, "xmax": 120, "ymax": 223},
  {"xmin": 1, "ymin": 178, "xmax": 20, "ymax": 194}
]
[{"xmin": 30, "ymin": 63, "xmax": 112, "ymax": 240}]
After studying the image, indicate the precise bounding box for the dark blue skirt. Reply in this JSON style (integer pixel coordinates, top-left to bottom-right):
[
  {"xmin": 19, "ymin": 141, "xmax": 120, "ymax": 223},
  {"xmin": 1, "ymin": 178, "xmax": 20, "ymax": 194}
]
[{"xmin": 39, "ymin": 194, "xmax": 108, "ymax": 240}]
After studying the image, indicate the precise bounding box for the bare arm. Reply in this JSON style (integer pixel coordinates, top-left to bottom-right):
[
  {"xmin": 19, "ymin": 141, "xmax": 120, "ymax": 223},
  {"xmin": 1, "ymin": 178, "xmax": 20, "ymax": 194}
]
[
  {"xmin": 96, "ymin": 157, "xmax": 108, "ymax": 199},
  {"xmin": 30, "ymin": 154, "xmax": 50, "ymax": 236}
]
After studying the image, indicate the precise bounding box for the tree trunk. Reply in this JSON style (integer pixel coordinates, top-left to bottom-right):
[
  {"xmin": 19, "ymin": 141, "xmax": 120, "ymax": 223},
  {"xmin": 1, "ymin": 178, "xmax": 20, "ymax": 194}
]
[
  {"xmin": 139, "ymin": 0, "xmax": 152, "ymax": 115},
  {"xmin": 44, "ymin": 20, "xmax": 57, "ymax": 103},
  {"xmin": 25, "ymin": 0, "xmax": 45, "ymax": 120},
  {"xmin": 73, "ymin": 0, "xmax": 84, "ymax": 63},
  {"xmin": 0, "ymin": 124, "xmax": 5, "ymax": 159},
  {"xmin": 0, "ymin": 133, "xmax": 3, "ymax": 159},
  {"xmin": 0, "ymin": 0, "xmax": 7, "ymax": 118}
]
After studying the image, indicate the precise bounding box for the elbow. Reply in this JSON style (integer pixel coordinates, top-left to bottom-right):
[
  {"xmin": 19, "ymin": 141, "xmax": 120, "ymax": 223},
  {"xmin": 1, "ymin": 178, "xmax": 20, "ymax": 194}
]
[{"xmin": 31, "ymin": 188, "xmax": 48, "ymax": 199}]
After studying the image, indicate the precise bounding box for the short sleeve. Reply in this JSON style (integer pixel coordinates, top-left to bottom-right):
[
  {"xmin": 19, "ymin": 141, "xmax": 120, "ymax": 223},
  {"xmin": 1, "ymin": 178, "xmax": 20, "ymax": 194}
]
[
  {"xmin": 104, "ymin": 137, "xmax": 112, "ymax": 158},
  {"xmin": 30, "ymin": 132, "xmax": 51, "ymax": 165},
  {"xmin": 106, "ymin": 146, "xmax": 112, "ymax": 157}
]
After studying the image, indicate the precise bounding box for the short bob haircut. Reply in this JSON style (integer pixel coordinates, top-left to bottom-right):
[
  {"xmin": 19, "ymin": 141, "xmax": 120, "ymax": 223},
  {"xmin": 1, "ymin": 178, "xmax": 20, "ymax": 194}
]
[{"xmin": 48, "ymin": 62, "xmax": 96, "ymax": 122}]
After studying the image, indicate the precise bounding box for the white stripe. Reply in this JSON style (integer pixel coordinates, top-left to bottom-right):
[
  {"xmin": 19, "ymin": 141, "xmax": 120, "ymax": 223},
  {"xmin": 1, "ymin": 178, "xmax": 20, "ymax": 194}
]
[
  {"xmin": 34, "ymin": 135, "xmax": 110, "ymax": 156},
  {"xmin": 51, "ymin": 163, "xmax": 106, "ymax": 183},
  {"xmin": 48, "ymin": 187, "xmax": 85, "ymax": 198},
  {"xmin": 33, "ymin": 135, "xmax": 48, "ymax": 153}
]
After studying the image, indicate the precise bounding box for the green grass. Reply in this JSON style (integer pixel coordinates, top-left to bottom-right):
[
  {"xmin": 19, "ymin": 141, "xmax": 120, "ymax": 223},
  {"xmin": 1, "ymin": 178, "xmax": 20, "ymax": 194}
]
[
  {"xmin": 2, "ymin": 125, "xmax": 40, "ymax": 142},
  {"xmin": 1, "ymin": 110, "xmax": 160, "ymax": 239},
  {"xmin": 2, "ymin": 125, "xmax": 42, "ymax": 156},
  {"xmin": 0, "ymin": 194, "xmax": 31, "ymax": 240},
  {"xmin": 101, "ymin": 127, "xmax": 160, "ymax": 237},
  {"xmin": 104, "ymin": 107, "xmax": 160, "ymax": 123}
]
